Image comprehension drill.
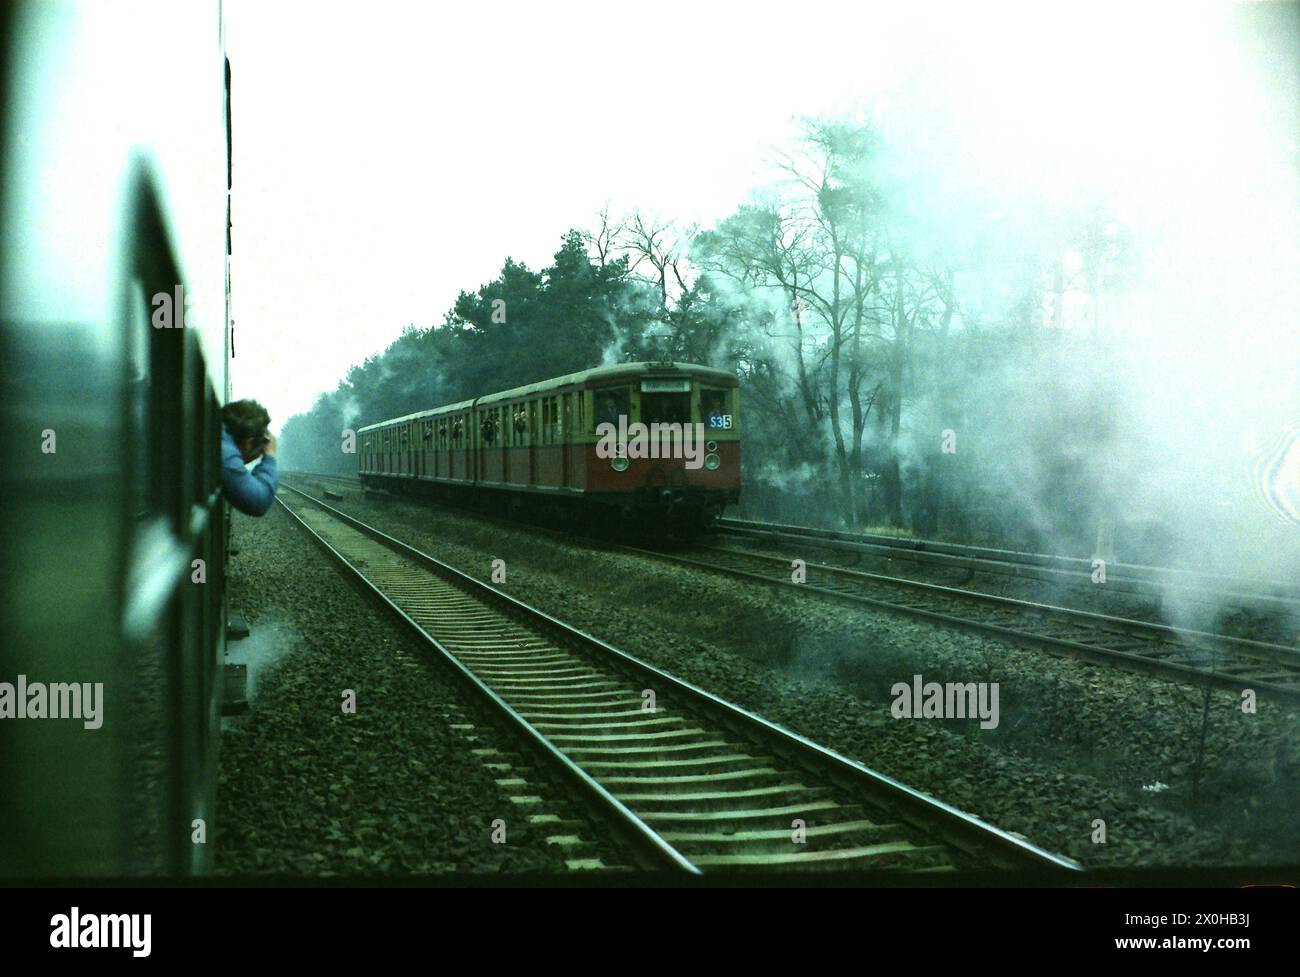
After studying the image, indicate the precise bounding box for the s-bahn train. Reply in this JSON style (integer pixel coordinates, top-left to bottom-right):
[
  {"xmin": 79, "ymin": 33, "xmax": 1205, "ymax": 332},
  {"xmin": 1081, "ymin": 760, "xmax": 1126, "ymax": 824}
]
[
  {"xmin": 1, "ymin": 3, "xmax": 231, "ymax": 877},
  {"xmin": 358, "ymin": 362, "xmax": 741, "ymax": 531}
]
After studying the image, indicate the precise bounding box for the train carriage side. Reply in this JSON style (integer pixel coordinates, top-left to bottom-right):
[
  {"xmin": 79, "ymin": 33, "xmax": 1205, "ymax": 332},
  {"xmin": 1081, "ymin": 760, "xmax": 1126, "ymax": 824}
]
[
  {"xmin": 357, "ymin": 362, "xmax": 740, "ymax": 528},
  {"xmin": 474, "ymin": 375, "xmax": 587, "ymax": 497},
  {"xmin": 1, "ymin": 1, "xmax": 232, "ymax": 878},
  {"xmin": 358, "ymin": 399, "xmax": 476, "ymax": 489}
]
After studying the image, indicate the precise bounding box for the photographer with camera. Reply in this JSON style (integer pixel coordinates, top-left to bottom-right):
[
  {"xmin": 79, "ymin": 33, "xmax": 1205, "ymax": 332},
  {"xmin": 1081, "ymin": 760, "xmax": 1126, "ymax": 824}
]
[{"xmin": 220, "ymin": 399, "xmax": 279, "ymax": 516}]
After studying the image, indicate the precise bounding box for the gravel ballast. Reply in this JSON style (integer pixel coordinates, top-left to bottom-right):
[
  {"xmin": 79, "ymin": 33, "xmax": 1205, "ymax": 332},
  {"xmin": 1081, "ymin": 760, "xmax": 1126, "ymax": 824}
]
[
  {"xmin": 216, "ymin": 504, "xmax": 632, "ymax": 876},
  {"xmin": 295, "ymin": 477, "xmax": 1298, "ymax": 871}
]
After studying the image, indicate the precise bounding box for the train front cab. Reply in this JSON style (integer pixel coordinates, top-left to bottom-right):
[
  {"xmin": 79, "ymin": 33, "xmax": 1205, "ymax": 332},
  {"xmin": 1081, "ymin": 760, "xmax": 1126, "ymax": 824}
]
[{"xmin": 582, "ymin": 366, "xmax": 741, "ymax": 525}]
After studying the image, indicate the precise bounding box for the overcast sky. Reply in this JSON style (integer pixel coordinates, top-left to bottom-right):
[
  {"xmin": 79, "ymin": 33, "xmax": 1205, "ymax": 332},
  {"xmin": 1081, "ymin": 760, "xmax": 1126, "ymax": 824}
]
[{"xmin": 224, "ymin": 0, "xmax": 1296, "ymax": 432}]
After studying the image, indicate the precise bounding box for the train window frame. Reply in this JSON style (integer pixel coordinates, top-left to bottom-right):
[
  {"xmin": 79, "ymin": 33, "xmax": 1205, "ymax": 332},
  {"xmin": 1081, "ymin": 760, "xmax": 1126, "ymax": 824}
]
[
  {"xmin": 701, "ymin": 386, "xmax": 734, "ymax": 432},
  {"xmin": 640, "ymin": 389, "xmax": 692, "ymax": 427},
  {"xmin": 592, "ymin": 385, "xmax": 630, "ymax": 432}
]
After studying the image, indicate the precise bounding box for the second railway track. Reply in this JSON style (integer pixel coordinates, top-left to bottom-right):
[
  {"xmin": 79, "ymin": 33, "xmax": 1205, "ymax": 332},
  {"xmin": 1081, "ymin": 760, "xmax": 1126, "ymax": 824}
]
[
  {"xmin": 276, "ymin": 484, "xmax": 1079, "ymax": 876},
  {"xmin": 623, "ymin": 542, "xmax": 1300, "ymax": 704}
]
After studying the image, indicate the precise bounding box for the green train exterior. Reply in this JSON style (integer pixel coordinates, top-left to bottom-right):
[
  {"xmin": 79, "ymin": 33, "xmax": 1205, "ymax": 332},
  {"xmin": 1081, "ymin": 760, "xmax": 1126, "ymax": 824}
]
[{"xmin": 1, "ymin": 2, "xmax": 232, "ymax": 877}]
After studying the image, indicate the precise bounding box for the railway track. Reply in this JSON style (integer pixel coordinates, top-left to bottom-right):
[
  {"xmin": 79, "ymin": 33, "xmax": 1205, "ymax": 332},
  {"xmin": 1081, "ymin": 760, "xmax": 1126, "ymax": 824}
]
[
  {"xmin": 717, "ymin": 517, "xmax": 1300, "ymax": 616},
  {"xmin": 295, "ymin": 474, "xmax": 1297, "ymax": 611},
  {"xmin": 275, "ymin": 484, "xmax": 1079, "ymax": 876},
  {"xmin": 287, "ymin": 472, "xmax": 1300, "ymax": 702},
  {"xmin": 623, "ymin": 542, "xmax": 1300, "ymax": 704}
]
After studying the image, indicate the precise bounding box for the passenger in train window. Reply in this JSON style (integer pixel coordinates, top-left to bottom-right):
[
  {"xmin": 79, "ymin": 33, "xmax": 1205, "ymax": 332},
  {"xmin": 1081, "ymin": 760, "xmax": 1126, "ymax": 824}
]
[
  {"xmin": 595, "ymin": 391, "xmax": 621, "ymax": 427},
  {"xmin": 221, "ymin": 399, "xmax": 279, "ymax": 516}
]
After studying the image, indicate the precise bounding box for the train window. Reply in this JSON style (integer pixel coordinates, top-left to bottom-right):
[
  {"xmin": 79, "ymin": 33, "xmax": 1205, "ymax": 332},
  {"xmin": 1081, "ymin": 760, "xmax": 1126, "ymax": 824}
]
[
  {"xmin": 701, "ymin": 387, "xmax": 733, "ymax": 430},
  {"xmin": 593, "ymin": 386, "xmax": 629, "ymax": 430},
  {"xmin": 641, "ymin": 391, "xmax": 691, "ymax": 426},
  {"xmin": 481, "ymin": 408, "xmax": 498, "ymax": 445},
  {"xmin": 513, "ymin": 404, "xmax": 527, "ymax": 445}
]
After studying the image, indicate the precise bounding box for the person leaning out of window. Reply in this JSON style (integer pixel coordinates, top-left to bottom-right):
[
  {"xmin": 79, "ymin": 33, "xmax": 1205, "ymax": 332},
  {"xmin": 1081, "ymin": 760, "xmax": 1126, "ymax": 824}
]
[{"xmin": 220, "ymin": 399, "xmax": 279, "ymax": 516}]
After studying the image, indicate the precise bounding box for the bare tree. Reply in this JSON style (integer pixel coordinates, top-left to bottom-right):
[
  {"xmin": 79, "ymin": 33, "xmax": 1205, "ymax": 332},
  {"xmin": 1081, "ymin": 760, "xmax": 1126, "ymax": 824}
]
[
  {"xmin": 616, "ymin": 211, "xmax": 697, "ymax": 310},
  {"xmin": 581, "ymin": 204, "xmax": 626, "ymax": 269}
]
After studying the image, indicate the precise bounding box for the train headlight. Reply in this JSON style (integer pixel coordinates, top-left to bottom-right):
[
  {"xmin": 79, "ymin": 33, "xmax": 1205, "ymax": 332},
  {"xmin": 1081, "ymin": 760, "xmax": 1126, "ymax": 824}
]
[
  {"xmin": 704, "ymin": 453, "xmax": 721, "ymax": 471},
  {"xmin": 611, "ymin": 456, "xmax": 630, "ymax": 472},
  {"xmin": 706, "ymin": 440, "xmax": 718, "ymax": 453}
]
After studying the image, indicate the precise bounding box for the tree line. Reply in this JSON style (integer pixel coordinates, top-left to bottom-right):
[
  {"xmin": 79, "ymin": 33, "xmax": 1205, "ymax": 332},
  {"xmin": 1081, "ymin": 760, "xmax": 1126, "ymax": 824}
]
[{"xmin": 282, "ymin": 111, "xmax": 1132, "ymax": 553}]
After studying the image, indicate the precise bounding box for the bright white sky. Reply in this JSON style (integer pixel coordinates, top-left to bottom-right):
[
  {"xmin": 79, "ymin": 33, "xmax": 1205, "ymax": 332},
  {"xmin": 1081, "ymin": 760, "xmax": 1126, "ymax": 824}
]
[{"xmin": 224, "ymin": 0, "xmax": 1296, "ymax": 430}]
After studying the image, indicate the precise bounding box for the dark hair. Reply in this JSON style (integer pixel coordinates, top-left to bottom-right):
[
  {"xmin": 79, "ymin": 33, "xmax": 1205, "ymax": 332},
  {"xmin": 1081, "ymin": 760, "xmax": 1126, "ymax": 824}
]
[{"xmin": 222, "ymin": 399, "xmax": 271, "ymax": 444}]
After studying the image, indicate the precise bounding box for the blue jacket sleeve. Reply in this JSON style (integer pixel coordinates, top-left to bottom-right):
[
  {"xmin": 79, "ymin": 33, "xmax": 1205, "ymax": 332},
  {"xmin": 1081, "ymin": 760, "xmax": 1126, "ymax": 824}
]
[{"xmin": 221, "ymin": 428, "xmax": 279, "ymax": 516}]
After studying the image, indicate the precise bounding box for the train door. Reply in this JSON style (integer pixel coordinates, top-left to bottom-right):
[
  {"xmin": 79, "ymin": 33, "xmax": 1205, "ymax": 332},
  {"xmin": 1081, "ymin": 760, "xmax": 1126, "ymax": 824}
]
[
  {"xmin": 540, "ymin": 398, "xmax": 549, "ymax": 484},
  {"xmin": 472, "ymin": 410, "xmax": 481, "ymax": 484},
  {"xmin": 450, "ymin": 415, "xmax": 460, "ymax": 480},
  {"xmin": 576, "ymin": 391, "xmax": 586, "ymax": 488},
  {"xmin": 561, "ymin": 393, "xmax": 572, "ymax": 488},
  {"xmin": 435, "ymin": 415, "xmax": 444, "ymax": 478},
  {"xmin": 528, "ymin": 399, "xmax": 538, "ymax": 484},
  {"xmin": 505, "ymin": 404, "xmax": 516, "ymax": 483},
  {"xmin": 474, "ymin": 410, "xmax": 482, "ymax": 481},
  {"xmin": 498, "ymin": 406, "xmax": 507, "ymax": 482},
  {"xmin": 462, "ymin": 412, "xmax": 472, "ymax": 481},
  {"xmin": 421, "ymin": 419, "xmax": 431, "ymax": 478}
]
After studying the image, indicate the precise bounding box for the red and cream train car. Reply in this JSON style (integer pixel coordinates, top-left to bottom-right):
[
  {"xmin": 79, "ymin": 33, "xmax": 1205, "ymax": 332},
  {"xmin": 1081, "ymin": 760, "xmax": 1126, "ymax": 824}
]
[{"xmin": 357, "ymin": 362, "xmax": 740, "ymax": 528}]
